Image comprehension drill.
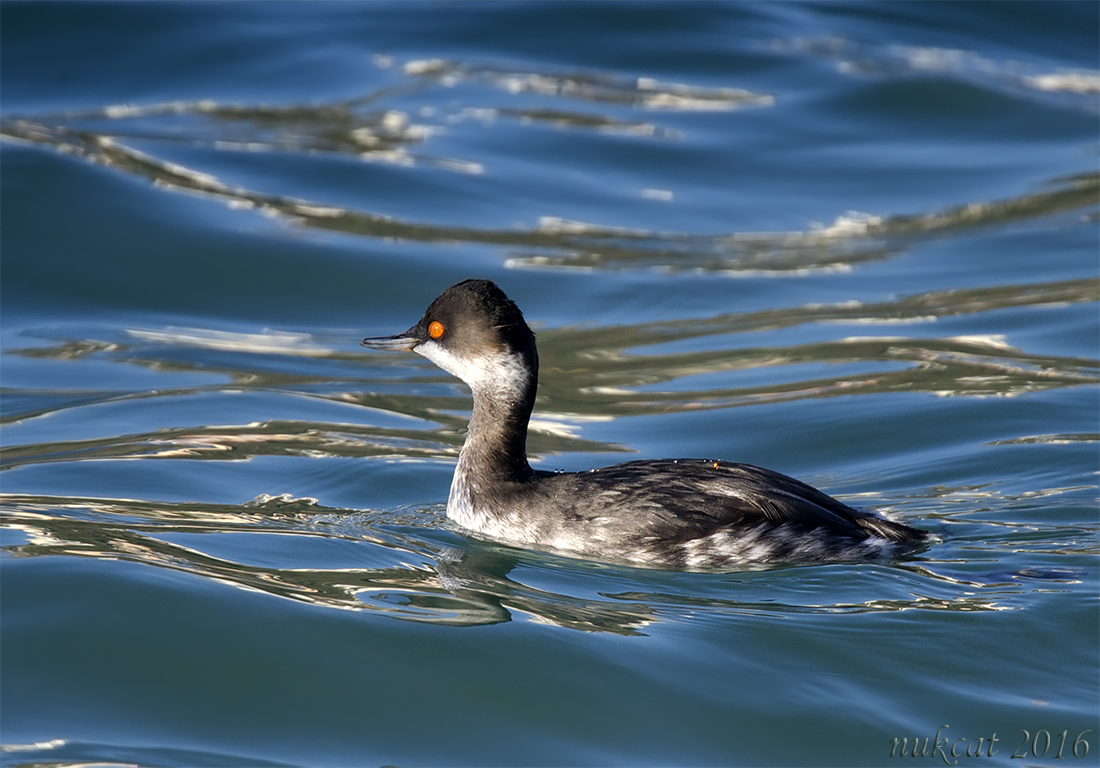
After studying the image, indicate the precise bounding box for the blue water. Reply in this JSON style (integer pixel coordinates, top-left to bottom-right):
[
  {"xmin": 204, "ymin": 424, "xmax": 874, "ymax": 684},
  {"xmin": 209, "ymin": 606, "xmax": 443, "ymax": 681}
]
[{"xmin": 2, "ymin": 2, "xmax": 1097, "ymax": 766}]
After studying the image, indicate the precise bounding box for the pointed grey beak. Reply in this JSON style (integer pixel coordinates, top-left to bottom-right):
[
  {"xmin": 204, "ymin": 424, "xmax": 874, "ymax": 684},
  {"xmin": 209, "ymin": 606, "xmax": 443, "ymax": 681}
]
[{"xmin": 361, "ymin": 332, "xmax": 420, "ymax": 352}]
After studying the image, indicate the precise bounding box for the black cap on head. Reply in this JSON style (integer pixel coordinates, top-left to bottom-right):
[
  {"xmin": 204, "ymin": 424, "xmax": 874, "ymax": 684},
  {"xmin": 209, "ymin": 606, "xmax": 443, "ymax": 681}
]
[{"xmin": 362, "ymin": 279, "xmax": 535, "ymax": 359}]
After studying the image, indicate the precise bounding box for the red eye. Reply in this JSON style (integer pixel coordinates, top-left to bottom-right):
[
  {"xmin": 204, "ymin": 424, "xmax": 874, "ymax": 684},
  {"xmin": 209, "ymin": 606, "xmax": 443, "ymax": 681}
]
[{"xmin": 428, "ymin": 321, "xmax": 445, "ymax": 339}]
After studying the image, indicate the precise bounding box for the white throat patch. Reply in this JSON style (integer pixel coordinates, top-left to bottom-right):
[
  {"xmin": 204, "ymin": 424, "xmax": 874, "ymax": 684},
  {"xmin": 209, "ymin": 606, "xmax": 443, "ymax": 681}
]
[{"xmin": 415, "ymin": 340, "xmax": 531, "ymax": 397}]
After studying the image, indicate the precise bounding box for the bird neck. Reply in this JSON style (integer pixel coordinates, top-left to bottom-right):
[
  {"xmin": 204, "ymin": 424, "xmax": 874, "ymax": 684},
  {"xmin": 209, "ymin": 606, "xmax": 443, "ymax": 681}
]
[
  {"xmin": 459, "ymin": 351, "xmax": 538, "ymax": 484},
  {"xmin": 446, "ymin": 351, "xmax": 538, "ymax": 527},
  {"xmin": 447, "ymin": 351, "xmax": 536, "ymax": 520}
]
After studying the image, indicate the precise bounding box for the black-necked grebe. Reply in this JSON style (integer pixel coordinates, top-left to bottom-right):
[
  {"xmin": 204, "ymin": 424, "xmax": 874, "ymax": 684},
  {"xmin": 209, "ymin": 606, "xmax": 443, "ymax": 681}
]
[{"xmin": 362, "ymin": 279, "xmax": 928, "ymax": 569}]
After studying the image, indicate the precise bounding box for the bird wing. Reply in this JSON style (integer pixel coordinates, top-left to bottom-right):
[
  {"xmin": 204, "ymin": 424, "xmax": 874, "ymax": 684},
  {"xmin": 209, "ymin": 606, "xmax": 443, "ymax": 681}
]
[{"xmin": 536, "ymin": 459, "xmax": 872, "ymax": 539}]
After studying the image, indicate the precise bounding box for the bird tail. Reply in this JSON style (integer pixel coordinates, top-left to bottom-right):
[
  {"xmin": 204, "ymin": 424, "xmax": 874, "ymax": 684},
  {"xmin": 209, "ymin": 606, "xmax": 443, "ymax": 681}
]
[{"xmin": 858, "ymin": 513, "xmax": 929, "ymax": 543}]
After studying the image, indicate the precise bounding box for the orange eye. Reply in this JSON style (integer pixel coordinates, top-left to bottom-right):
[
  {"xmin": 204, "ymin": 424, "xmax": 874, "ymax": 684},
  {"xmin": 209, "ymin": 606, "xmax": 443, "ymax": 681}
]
[{"xmin": 428, "ymin": 321, "xmax": 445, "ymax": 339}]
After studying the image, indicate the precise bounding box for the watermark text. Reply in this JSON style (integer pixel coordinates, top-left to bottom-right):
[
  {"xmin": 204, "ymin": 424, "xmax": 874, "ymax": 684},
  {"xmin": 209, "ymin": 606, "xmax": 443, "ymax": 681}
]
[{"xmin": 888, "ymin": 725, "xmax": 1091, "ymax": 765}]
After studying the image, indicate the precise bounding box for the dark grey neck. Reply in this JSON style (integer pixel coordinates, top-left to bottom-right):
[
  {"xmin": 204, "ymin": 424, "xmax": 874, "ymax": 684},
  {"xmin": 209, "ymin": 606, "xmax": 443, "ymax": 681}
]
[{"xmin": 458, "ymin": 349, "xmax": 538, "ymax": 485}]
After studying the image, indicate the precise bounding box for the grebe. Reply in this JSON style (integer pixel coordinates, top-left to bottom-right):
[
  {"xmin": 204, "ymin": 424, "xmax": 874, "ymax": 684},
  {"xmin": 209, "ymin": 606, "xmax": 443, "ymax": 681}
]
[{"xmin": 362, "ymin": 279, "xmax": 928, "ymax": 569}]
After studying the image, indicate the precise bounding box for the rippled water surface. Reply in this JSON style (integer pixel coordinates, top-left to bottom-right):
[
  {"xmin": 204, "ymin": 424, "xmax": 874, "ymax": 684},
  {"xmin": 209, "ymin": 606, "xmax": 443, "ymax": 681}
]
[{"xmin": 2, "ymin": 2, "xmax": 1097, "ymax": 766}]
